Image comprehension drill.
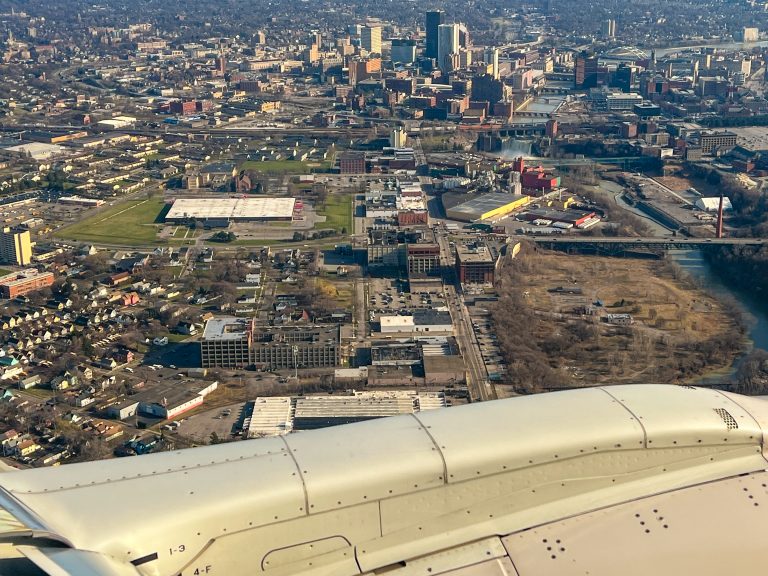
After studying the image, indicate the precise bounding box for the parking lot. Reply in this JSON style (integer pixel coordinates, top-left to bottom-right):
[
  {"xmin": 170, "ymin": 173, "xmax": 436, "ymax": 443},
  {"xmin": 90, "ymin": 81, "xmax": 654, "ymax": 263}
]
[
  {"xmin": 367, "ymin": 278, "xmax": 448, "ymax": 321},
  {"xmin": 468, "ymin": 309, "xmax": 506, "ymax": 379},
  {"xmin": 171, "ymin": 402, "xmax": 248, "ymax": 444}
]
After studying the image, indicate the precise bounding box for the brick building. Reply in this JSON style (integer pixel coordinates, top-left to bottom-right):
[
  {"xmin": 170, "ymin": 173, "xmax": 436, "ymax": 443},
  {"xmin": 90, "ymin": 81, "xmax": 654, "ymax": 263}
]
[
  {"xmin": 339, "ymin": 151, "xmax": 366, "ymax": 174},
  {"xmin": 0, "ymin": 270, "xmax": 55, "ymax": 299},
  {"xmin": 455, "ymin": 244, "xmax": 495, "ymax": 285}
]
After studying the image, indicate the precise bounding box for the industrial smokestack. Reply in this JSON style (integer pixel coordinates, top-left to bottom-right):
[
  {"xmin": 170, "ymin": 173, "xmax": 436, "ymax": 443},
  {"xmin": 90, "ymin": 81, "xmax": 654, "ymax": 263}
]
[{"xmin": 716, "ymin": 192, "xmax": 724, "ymax": 239}]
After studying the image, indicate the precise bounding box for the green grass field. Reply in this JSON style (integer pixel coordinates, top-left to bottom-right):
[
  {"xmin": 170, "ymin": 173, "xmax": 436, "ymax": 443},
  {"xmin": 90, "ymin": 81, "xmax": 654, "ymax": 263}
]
[
  {"xmin": 57, "ymin": 198, "xmax": 168, "ymax": 245},
  {"xmin": 240, "ymin": 160, "xmax": 331, "ymax": 174},
  {"xmin": 0, "ymin": 268, "xmax": 11, "ymax": 276},
  {"xmin": 318, "ymin": 193, "xmax": 352, "ymax": 233},
  {"xmin": 172, "ymin": 226, "xmax": 198, "ymax": 239}
]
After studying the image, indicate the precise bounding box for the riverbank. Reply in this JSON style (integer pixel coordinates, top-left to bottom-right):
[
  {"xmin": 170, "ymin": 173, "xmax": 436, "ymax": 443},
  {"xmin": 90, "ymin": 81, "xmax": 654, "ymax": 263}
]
[
  {"xmin": 671, "ymin": 249, "xmax": 768, "ymax": 386},
  {"xmin": 491, "ymin": 249, "xmax": 745, "ymax": 392}
]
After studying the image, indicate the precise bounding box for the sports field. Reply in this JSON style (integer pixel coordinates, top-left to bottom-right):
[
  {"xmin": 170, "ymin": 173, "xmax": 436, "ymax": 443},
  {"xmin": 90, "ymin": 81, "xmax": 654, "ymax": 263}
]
[{"xmin": 56, "ymin": 198, "xmax": 168, "ymax": 245}]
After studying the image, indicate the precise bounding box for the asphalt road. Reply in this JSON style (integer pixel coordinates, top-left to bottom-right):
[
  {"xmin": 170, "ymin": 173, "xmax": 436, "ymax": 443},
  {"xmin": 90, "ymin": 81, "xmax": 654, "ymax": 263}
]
[{"xmin": 436, "ymin": 232, "xmax": 495, "ymax": 402}]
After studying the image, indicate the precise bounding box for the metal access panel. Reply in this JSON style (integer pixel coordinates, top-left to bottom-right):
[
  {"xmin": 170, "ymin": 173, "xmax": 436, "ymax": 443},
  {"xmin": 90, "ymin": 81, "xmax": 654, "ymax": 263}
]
[
  {"xmin": 415, "ymin": 388, "xmax": 644, "ymax": 482},
  {"xmin": 1, "ymin": 437, "xmax": 307, "ymax": 575},
  {"xmin": 176, "ymin": 503, "xmax": 382, "ymax": 576},
  {"xmin": 285, "ymin": 415, "xmax": 445, "ymax": 513},
  {"xmin": 503, "ymin": 470, "xmax": 768, "ymax": 576},
  {"xmin": 602, "ymin": 385, "xmax": 763, "ymax": 447}
]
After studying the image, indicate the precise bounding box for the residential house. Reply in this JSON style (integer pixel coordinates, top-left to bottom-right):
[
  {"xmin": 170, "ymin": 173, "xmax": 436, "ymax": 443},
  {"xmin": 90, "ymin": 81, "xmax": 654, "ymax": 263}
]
[
  {"xmin": 50, "ymin": 371, "xmax": 78, "ymax": 391},
  {"xmin": 113, "ymin": 349, "xmax": 134, "ymax": 364},
  {"xmin": 121, "ymin": 292, "xmax": 140, "ymax": 306},
  {"xmin": 15, "ymin": 438, "xmax": 41, "ymax": 457},
  {"xmin": 18, "ymin": 375, "xmax": 41, "ymax": 390}
]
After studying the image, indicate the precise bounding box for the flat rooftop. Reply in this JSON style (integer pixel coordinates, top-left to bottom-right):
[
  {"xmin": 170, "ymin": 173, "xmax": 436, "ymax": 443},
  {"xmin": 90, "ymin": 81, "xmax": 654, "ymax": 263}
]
[
  {"xmin": 448, "ymin": 193, "xmax": 527, "ymax": 218},
  {"xmin": 455, "ymin": 243, "xmax": 494, "ymax": 263},
  {"xmin": 294, "ymin": 396, "xmax": 416, "ymax": 419},
  {"xmin": 165, "ymin": 197, "xmax": 296, "ymax": 221},
  {"xmin": 729, "ymin": 127, "xmax": 768, "ymax": 152},
  {"xmin": 245, "ymin": 397, "xmax": 293, "ymax": 437},
  {"xmin": 202, "ymin": 317, "xmax": 253, "ymax": 341}
]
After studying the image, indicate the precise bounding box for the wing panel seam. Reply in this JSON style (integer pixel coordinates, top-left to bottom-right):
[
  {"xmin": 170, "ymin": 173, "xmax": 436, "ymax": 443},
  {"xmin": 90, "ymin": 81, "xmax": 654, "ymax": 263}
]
[
  {"xmin": 411, "ymin": 413, "xmax": 448, "ymax": 485},
  {"xmin": 599, "ymin": 387, "xmax": 648, "ymax": 448},
  {"xmin": 280, "ymin": 435, "xmax": 310, "ymax": 516}
]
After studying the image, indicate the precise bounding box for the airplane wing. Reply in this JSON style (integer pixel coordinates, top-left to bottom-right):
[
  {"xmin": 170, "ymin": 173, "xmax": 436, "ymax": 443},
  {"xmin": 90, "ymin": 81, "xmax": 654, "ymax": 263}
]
[{"xmin": 0, "ymin": 384, "xmax": 766, "ymax": 576}]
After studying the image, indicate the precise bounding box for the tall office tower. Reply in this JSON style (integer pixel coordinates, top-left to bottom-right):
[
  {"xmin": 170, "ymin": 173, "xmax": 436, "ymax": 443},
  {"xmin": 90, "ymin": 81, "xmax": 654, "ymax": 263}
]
[
  {"xmin": 437, "ymin": 23, "xmax": 459, "ymax": 73},
  {"xmin": 484, "ymin": 47, "xmax": 499, "ymax": 79},
  {"xmin": 602, "ymin": 19, "xmax": 616, "ymax": 38},
  {"xmin": 391, "ymin": 38, "xmax": 417, "ymax": 64},
  {"xmin": 362, "ymin": 25, "xmax": 382, "ymax": 54},
  {"xmin": 458, "ymin": 48, "xmax": 472, "ymax": 69},
  {"xmin": 425, "ymin": 10, "xmax": 444, "ymax": 59},
  {"xmin": 0, "ymin": 227, "xmax": 32, "ymax": 266},
  {"xmin": 574, "ymin": 53, "xmax": 598, "ymax": 89},
  {"xmin": 458, "ymin": 23, "xmax": 470, "ymax": 48},
  {"xmin": 614, "ymin": 64, "xmax": 635, "ymax": 92},
  {"xmin": 390, "ymin": 127, "xmax": 407, "ymax": 148}
]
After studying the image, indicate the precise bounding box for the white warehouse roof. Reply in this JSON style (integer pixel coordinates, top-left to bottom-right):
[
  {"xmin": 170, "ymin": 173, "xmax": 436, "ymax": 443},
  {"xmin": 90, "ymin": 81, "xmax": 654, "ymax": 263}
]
[{"xmin": 165, "ymin": 197, "xmax": 296, "ymax": 221}]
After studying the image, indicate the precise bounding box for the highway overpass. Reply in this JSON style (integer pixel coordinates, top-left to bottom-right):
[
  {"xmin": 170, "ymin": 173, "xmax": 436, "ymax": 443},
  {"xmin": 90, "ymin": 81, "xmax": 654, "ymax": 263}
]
[{"xmin": 529, "ymin": 235, "xmax": 768, "ymax": 256}]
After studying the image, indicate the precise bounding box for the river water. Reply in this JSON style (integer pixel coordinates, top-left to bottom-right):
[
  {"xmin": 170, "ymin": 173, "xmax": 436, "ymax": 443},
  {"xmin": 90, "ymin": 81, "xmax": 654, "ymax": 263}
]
[{"xmin": 670, "ymin": 250, "xmax": 768, "ymax": 384}]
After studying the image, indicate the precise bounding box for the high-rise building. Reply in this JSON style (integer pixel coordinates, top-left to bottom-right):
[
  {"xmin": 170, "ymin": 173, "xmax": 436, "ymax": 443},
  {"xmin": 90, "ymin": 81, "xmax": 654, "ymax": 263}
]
[
  {"xmin": 602, "ymin": 19, "xmax": 616, "ymax": 38},
  {"xmin": 362, "ymin": 25, "xmax": 382, "ymax": 54},
  {"xmin": 614, "ymin": 64, "xmax": 636, "ymax": 92},
  {"xmin": 0, "ymin": 226, "xmax": 32, "ymax": 266},
  {"xmin": 484, "ymin": 47, "xmax": 499, "ymax": 79},
  {"xmin": 348, "ymin": 57, "xmax": 381, "ymax": 85},
  {"xmin": 390, "ymin": 127, "xmax": 407, "ymax": 148},
  {"xmin": 425, "ymin": 10, "xmax": 444, "ymax": 59},
  {"xmin": 574, "ymin": 53, "xmax": 599, "ymax": 89},
  {"xmin": 458, "ymin": 48, "xmax": 472, "ymax": 69},
  {"xmin": 391, "ymin": 38, "xmax": 417, "ymax": 64},
  {"xmin": 458, "ymin": 23, "xmax": 470, "ymax": 48},
  {"xmin": 437, "ymin": 23, "xmax": 459, "ymax": 73}
]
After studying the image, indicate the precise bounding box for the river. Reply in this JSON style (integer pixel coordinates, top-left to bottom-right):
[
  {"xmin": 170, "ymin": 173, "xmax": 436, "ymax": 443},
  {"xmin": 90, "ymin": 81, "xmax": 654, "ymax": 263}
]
[
  {"xmin": 593, "ymin": 180, "xmax": 768, "ymax": 383},
  {"xmin": 670, "ymin": 250, "xmax": 768, "ymax": 384}
]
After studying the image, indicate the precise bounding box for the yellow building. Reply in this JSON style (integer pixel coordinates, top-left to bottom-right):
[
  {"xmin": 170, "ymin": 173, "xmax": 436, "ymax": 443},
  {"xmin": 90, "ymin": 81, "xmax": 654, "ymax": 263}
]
[
  {"xmin": 0, "ymin": 227, "xmax": 32, "ymax": 266},
  {"xmin": 445, "ymin": 193, "xmax": 531, "ymax": 222},
  {"xmin": 362, "ymin": 25, "xmax": 382, "ymax": 54}
]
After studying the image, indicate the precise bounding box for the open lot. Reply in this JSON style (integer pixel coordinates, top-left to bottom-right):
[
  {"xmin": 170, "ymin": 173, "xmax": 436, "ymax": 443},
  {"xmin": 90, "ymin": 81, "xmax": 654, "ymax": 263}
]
[
  {"xmin": 317, "ymin": 193, "xmax": 353, "ymax": 233},
  {"xmin": 492, "ymin": 251, "xmax": 744, "ymax": 387},
  {"xmin": 56, "ymin": 197, "xmax": 168, "ymax": 245}
]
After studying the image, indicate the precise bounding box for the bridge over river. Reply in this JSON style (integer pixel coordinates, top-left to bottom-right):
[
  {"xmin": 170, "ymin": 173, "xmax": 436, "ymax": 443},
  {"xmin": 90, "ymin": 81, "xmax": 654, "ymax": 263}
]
[{"xmin": 529, "ymin": 236, "xmax": 768, "ymax": 256}]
